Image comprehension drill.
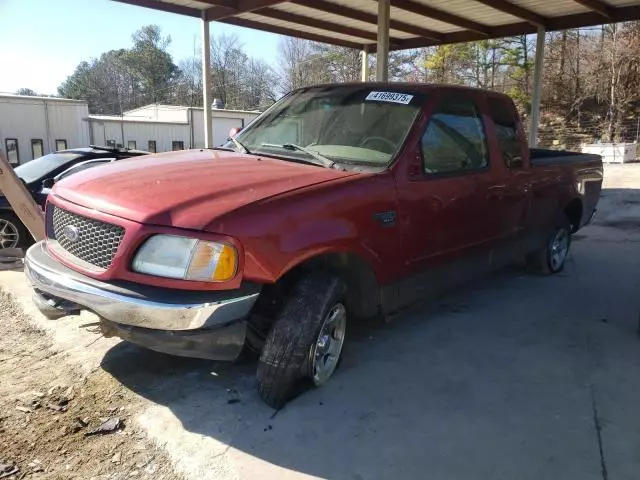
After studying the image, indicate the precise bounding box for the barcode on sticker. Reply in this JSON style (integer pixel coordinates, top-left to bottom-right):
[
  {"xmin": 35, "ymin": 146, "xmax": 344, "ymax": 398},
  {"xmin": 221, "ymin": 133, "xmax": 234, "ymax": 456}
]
[{"xmin": 365, "ymin": 91, "xmax": 414, "ymax": 104}]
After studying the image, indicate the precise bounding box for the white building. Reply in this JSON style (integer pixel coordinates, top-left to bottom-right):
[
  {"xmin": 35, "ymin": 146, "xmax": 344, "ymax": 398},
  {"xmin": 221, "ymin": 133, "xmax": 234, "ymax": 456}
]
[
  {"xmin": 582, "ymin": 143, "xmax": 637, "ymax": 164},
  {"xmin": 0, "ymin": 93, "xmax": 90, "ymax": 165},
  {"xmin": 88, "ymin": 105, "xmax": 260, "ymax": 153},
  {"xmin": 0, "ymin": 94, "xmax": 261, "ymax": 165}
]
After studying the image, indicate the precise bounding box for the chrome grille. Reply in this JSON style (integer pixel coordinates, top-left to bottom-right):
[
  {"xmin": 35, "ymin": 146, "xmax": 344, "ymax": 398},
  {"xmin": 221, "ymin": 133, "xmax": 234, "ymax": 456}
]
[{"xmin": 51, "ymin": 207, "xmax": 124, "ymax": 269}]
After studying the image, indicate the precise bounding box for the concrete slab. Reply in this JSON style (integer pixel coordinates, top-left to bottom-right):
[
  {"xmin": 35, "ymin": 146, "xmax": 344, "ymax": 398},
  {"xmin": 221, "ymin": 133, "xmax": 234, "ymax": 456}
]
[{"xmin": 3, "ymin": 164, "xmax": 640, "ymax": 479}]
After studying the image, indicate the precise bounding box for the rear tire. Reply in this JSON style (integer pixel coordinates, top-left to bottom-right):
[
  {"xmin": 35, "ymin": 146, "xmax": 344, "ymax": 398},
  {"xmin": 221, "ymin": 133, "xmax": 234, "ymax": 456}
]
[
  {"xmin": 256, "ymin": 271, "xmax": 346, "ymax": 409},
  {"xmin": 526, "ymin": 218, "xmax": 571, "ymax": 275},
  {"xmin": 0, "ymin": 212, "xmax": 30, "ymax": 249}
]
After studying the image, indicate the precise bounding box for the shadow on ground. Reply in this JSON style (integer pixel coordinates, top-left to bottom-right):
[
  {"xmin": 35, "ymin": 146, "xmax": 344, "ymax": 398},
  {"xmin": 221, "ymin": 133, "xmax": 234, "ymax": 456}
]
[{"xmin": 100, "ymin": 188, "xmax": 640, "ymax": 480}]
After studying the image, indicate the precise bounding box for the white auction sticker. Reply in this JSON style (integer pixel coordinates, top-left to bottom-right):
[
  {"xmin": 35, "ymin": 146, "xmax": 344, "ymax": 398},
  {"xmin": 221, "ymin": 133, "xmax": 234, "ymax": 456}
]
[{"xmin": 365, "ymin": 91, "xmax": 414, "ymax": 104}]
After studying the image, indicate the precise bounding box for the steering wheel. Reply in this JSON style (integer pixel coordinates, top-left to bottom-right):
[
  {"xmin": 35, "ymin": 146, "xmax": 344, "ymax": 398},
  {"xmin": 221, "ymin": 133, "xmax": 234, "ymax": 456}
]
[{"xmin": 359, "ymin": 136, "xmax": 396, "ymax": 153}]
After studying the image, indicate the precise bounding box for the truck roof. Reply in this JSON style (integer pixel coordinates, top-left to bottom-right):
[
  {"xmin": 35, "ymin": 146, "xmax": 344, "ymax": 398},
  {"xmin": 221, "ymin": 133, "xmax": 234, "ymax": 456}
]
[{"xmin": 295, "ymin": 82, "xmax": 513, "ymax": 100}]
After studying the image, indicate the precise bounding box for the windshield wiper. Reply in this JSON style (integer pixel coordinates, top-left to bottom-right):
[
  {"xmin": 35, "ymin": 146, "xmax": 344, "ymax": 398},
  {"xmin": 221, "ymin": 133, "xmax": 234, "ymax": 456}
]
[{"xmin": 261, "ymin": 143, "xmax": 335, "ymax": 168}]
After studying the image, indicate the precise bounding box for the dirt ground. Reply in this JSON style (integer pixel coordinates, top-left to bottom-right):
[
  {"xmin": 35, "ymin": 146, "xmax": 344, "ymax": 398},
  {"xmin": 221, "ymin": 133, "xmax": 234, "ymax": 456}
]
[
  {"xmin": 0, "ymin": 289, "xmax": 182, "ymax": 480},
  {"xmin": 1, "ymin": 163, "xmax": 640, "ymax": 480}
]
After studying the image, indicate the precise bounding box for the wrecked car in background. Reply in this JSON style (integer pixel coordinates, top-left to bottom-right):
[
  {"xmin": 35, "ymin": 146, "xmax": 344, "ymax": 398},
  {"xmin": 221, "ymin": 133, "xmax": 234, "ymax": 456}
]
[
  {"xmin": 24, "ymin": 83, "xmax": 602, "ymax": 408},
  {"xmin": 0, "ymin": 146, "xmax": 148, "ymax": 248}
]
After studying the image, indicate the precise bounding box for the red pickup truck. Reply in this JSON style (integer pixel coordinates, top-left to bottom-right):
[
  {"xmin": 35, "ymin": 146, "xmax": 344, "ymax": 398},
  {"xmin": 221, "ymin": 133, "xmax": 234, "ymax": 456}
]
[{"xmin": 25, "ymin": 83, "xmax": 602, "ymax": 408}]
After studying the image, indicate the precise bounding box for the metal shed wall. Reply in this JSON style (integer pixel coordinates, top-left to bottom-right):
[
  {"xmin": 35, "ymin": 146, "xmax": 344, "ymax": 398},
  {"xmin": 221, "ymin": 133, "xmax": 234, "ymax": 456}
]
[{"xmin": 0, "ymin": 95, "xmax": 90, "ymax": 164}]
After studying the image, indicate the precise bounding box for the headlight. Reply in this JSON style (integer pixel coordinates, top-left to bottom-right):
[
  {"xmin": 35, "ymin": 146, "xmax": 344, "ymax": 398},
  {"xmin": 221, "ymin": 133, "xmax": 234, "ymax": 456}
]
[{"xmin": 132, "ymin": 234, "xmax": 237, "ymax": 282}]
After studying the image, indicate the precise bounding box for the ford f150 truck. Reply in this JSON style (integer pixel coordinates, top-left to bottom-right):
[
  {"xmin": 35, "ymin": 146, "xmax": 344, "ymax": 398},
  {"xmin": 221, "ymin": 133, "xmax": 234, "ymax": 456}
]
[{"xmin": 24, "ymin": 84, "xmax": 602, "ymax": 408}]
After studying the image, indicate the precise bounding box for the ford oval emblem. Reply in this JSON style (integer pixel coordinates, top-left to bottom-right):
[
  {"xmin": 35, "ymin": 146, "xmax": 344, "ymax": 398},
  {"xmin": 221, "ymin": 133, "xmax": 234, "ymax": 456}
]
[{"xmin": 62, "ymin": 225, "xmax": 80, "ymax": 243}]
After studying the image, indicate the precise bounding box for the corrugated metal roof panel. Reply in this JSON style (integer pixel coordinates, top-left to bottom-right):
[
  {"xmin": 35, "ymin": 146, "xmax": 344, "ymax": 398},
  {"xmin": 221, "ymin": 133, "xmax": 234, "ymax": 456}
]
[
  {"xmin": 389, "ymin": 7, "xmax": 462, "ymax": 34},
  {"xmin": 271, "ymin": 3, "xmax": 415, "ymax": 39},
  {"xmin": 508, "ymin": 0, "xmax": 589, "ymax": 17},
  {"xmin": 609, "ymin": 0, "xmax": 640, "ymax": 5},
  {"xmin": 238, "ymin": 12, "xmax": 373, "ymax": 44},
  {"xmin": 324, "ymin": 0, "xmax": 459, "ymax": 33},
  {"xmin": 159, "ymin": 0, "xmax": 212, "ymax": 8},
  {"xmin": 403, "ymin": 0, "xmax": 523, "ymax": 26}
]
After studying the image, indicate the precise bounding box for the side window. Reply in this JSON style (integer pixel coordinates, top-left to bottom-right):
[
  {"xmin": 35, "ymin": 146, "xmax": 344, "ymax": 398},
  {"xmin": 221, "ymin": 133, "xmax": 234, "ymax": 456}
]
[
  {"xmin": 421, "ymin": 97, "xmax": 488, "ymax": 174},
  {"xmin": 106, "ymin": 140, "xmax": 116, "ymax": 148},
  {"xmin": 148, "ymin": 140, "xmax": 156, "ymax": 153},
  {"xmin": 31, "ymin": 139, "xmax": 44, "ymax": 159},
  {"xmin": 488, "ymin": 98, "xmax": 523, "ymax": 168},
  {"xmin": 127, "ymin": 140, "xmax": 136, "ymax": 150},
  {"xmin": 5, "ymin": 139, "xmax": 19, "ymax": 165},
  {"xmin": 55, "ymin": 139, "xmax": 67, "ymax": 151},
  {"xmin": 172, "ymin": 141, "xmax": 184, "ymax": 151}
]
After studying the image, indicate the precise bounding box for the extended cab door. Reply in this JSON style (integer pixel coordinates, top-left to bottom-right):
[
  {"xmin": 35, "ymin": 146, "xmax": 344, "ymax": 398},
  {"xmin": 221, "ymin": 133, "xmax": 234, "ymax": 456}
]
[
  {"xmin": 483, "ymin": 95, "xmax": 531, "ymax": 240},
  {"xmin": 398, "ymin": 93, "xmax": 495, "ymax": 274}
]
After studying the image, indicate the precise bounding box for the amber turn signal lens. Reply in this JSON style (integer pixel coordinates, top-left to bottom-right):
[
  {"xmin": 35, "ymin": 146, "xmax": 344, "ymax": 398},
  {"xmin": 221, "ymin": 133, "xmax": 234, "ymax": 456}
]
[
  {"xmin": 184, "ymin": 241, "xmax": 237, "ymax": 282},
  {"xmin": 212, "ymin": 244, "xmax": 237, "ymax": 282}
]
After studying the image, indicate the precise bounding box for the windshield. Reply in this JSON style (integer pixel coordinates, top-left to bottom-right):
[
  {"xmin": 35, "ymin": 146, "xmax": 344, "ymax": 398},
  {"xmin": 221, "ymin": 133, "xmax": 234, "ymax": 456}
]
[
  {"xmin": 226, "ymin": 86, "xmax": 423, "ymax": 167},
  {"xmin": 14, "ymin": 152, "xmax": 83, "ymax": 184}
]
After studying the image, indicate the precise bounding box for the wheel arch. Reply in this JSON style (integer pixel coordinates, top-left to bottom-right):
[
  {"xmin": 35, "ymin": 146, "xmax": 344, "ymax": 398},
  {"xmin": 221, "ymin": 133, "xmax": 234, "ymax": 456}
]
[
  {"xmin": 564, "ymin": 198, "xmax": 583, "ymax": 232},
  {"xmin": 276, "ymin": 250, "xmax": 381, "ymax": 319}
]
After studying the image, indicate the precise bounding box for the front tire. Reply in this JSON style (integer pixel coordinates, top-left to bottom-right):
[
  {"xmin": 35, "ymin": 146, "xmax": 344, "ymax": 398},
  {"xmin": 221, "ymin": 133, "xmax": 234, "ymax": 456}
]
[
  {"xmin": 256, "ymin": 271, "xmax": 346, "ymax": 409},
  {"xmin": 526, "ymin": 219, "xmax": 571, "ymax": 275}
]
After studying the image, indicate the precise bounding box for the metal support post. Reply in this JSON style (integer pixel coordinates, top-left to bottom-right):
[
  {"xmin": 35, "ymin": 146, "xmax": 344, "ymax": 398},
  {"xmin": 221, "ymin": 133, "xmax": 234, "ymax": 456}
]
[
  {"xmin": 201, "ymin": 12, "xmax": 213, "ymax": 148},
  {"xmin": 361, "ymin": 45, "xmax": 369, "ymax": 82},
  {"xmin": 529, "ymin": 26, "xmax": 545, "ymax": 147},
  {"xmin": 376, "ymin": 0, "xmax": 390, "ymax": 82}
]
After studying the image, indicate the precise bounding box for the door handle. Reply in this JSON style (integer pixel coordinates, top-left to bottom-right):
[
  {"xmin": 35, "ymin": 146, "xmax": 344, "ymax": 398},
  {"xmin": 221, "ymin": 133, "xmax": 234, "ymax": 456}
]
[{"xmin": 487, "ymin": 186, "xmax": 506, "ymax": 200}]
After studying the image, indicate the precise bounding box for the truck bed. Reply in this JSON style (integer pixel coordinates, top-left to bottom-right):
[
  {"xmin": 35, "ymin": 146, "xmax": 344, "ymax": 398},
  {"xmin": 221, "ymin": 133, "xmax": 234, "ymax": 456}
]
[{"xmin": 530, "ymin": 148, "xmax": 602, "ymax": 167}]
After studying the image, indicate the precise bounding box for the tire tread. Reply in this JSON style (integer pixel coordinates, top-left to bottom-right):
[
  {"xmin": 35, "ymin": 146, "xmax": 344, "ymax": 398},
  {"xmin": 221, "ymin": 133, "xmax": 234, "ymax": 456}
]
[{"xmin": 257, "ymin": 271, "xmax": 344, "ymax": 409}]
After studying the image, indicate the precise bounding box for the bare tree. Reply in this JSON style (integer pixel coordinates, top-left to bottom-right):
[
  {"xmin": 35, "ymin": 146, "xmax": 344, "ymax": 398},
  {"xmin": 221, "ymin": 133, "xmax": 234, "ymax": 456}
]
[
  {"xmin": 16, "ymin": 88, "xmax": 37, "ymax": 96},
  {"xmin": 277, "ymin": 37, "xmax": 330, "ymax": 94}
]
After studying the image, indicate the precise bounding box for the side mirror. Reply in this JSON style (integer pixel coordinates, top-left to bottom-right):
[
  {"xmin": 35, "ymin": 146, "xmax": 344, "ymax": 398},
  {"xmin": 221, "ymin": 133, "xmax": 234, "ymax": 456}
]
[
  {"xmin": 42, "ymin": 178, "xmax": 55, "ymax": 189},
  {"xmin": 229, "ymin": 127, "xmax": 242, "ymax": 139}
]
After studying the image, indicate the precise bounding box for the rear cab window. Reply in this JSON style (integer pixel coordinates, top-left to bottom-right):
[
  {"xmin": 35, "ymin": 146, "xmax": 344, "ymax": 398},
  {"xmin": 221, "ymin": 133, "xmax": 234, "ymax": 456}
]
[
  {"xmin": 421, "ymin": 96, "xmax": 489, "ymax": 175},
  {"xmin": 487, "ymin": 97, "xmax": 524, "ymax": 169}
]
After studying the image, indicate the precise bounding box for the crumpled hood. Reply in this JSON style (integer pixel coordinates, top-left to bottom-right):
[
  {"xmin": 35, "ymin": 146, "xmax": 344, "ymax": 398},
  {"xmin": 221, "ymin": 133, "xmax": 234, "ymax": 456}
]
[{"xmin": 53, "ymin": 149, "xmax": 355, "ymax": 230}]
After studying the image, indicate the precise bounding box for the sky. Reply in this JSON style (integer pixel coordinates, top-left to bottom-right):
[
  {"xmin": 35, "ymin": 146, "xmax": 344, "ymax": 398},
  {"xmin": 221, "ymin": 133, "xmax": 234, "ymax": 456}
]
[{"xmin": 0, "ymin": 0, "xmax": 281, "ymax": 95}]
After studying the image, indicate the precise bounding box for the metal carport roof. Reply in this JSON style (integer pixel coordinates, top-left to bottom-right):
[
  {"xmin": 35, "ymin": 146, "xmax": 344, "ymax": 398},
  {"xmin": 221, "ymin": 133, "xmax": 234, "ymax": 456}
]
[{"xmin": 114, "ymin": 0, "xmax": 640, "ymax": 51}]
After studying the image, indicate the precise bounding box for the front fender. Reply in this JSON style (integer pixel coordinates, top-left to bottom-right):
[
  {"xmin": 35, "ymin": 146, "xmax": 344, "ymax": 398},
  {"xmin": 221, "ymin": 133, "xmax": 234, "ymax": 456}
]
[{"xmin": 210, "ymin": 173, "xmax": 403, "ymax": 286}]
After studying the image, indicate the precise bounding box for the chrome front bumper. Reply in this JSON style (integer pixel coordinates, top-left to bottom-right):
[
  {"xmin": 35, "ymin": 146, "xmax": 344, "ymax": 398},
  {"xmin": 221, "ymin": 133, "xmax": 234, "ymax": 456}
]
[{"xmin": 24, "ymin": 242, "xmax": 261, "ymax": 360}]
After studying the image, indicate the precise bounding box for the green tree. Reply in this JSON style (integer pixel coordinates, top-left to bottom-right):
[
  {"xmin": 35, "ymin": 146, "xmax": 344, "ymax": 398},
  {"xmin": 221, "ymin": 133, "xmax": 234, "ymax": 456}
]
[
  {"xmin": 58, "ymin": 25, "xmax": 178, "ymax": 113},
  {"xmin": 497, "ymin": 35, "xmax": 534, "ymax": 112},
  {"xmin": 58, "ymin": 50, "xmax": 133, "ymax": 114},
  {"xmin": 125, "ymin": 25, "xmax": 179, "ymax": 105},
  {"xmin": 423, "ymin": 43, "xmax": 474, "ymax": 84},
  {"xmin": 313, "ymin": 44, "xmax": 361, "ymax": 83}
]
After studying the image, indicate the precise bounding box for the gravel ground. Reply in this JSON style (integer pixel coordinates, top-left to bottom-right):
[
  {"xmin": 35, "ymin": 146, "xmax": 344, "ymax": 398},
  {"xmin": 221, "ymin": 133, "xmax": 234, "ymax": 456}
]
[{"xmin": 0, "ymin": 289, "xmax": 183, "ymax": 480}]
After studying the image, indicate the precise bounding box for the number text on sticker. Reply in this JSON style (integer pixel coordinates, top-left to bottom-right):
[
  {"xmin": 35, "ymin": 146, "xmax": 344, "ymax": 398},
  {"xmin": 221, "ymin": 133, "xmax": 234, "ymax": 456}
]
[{"xmin": 365, "ymin": 91, "xmax": 414, "ymax": 105}]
